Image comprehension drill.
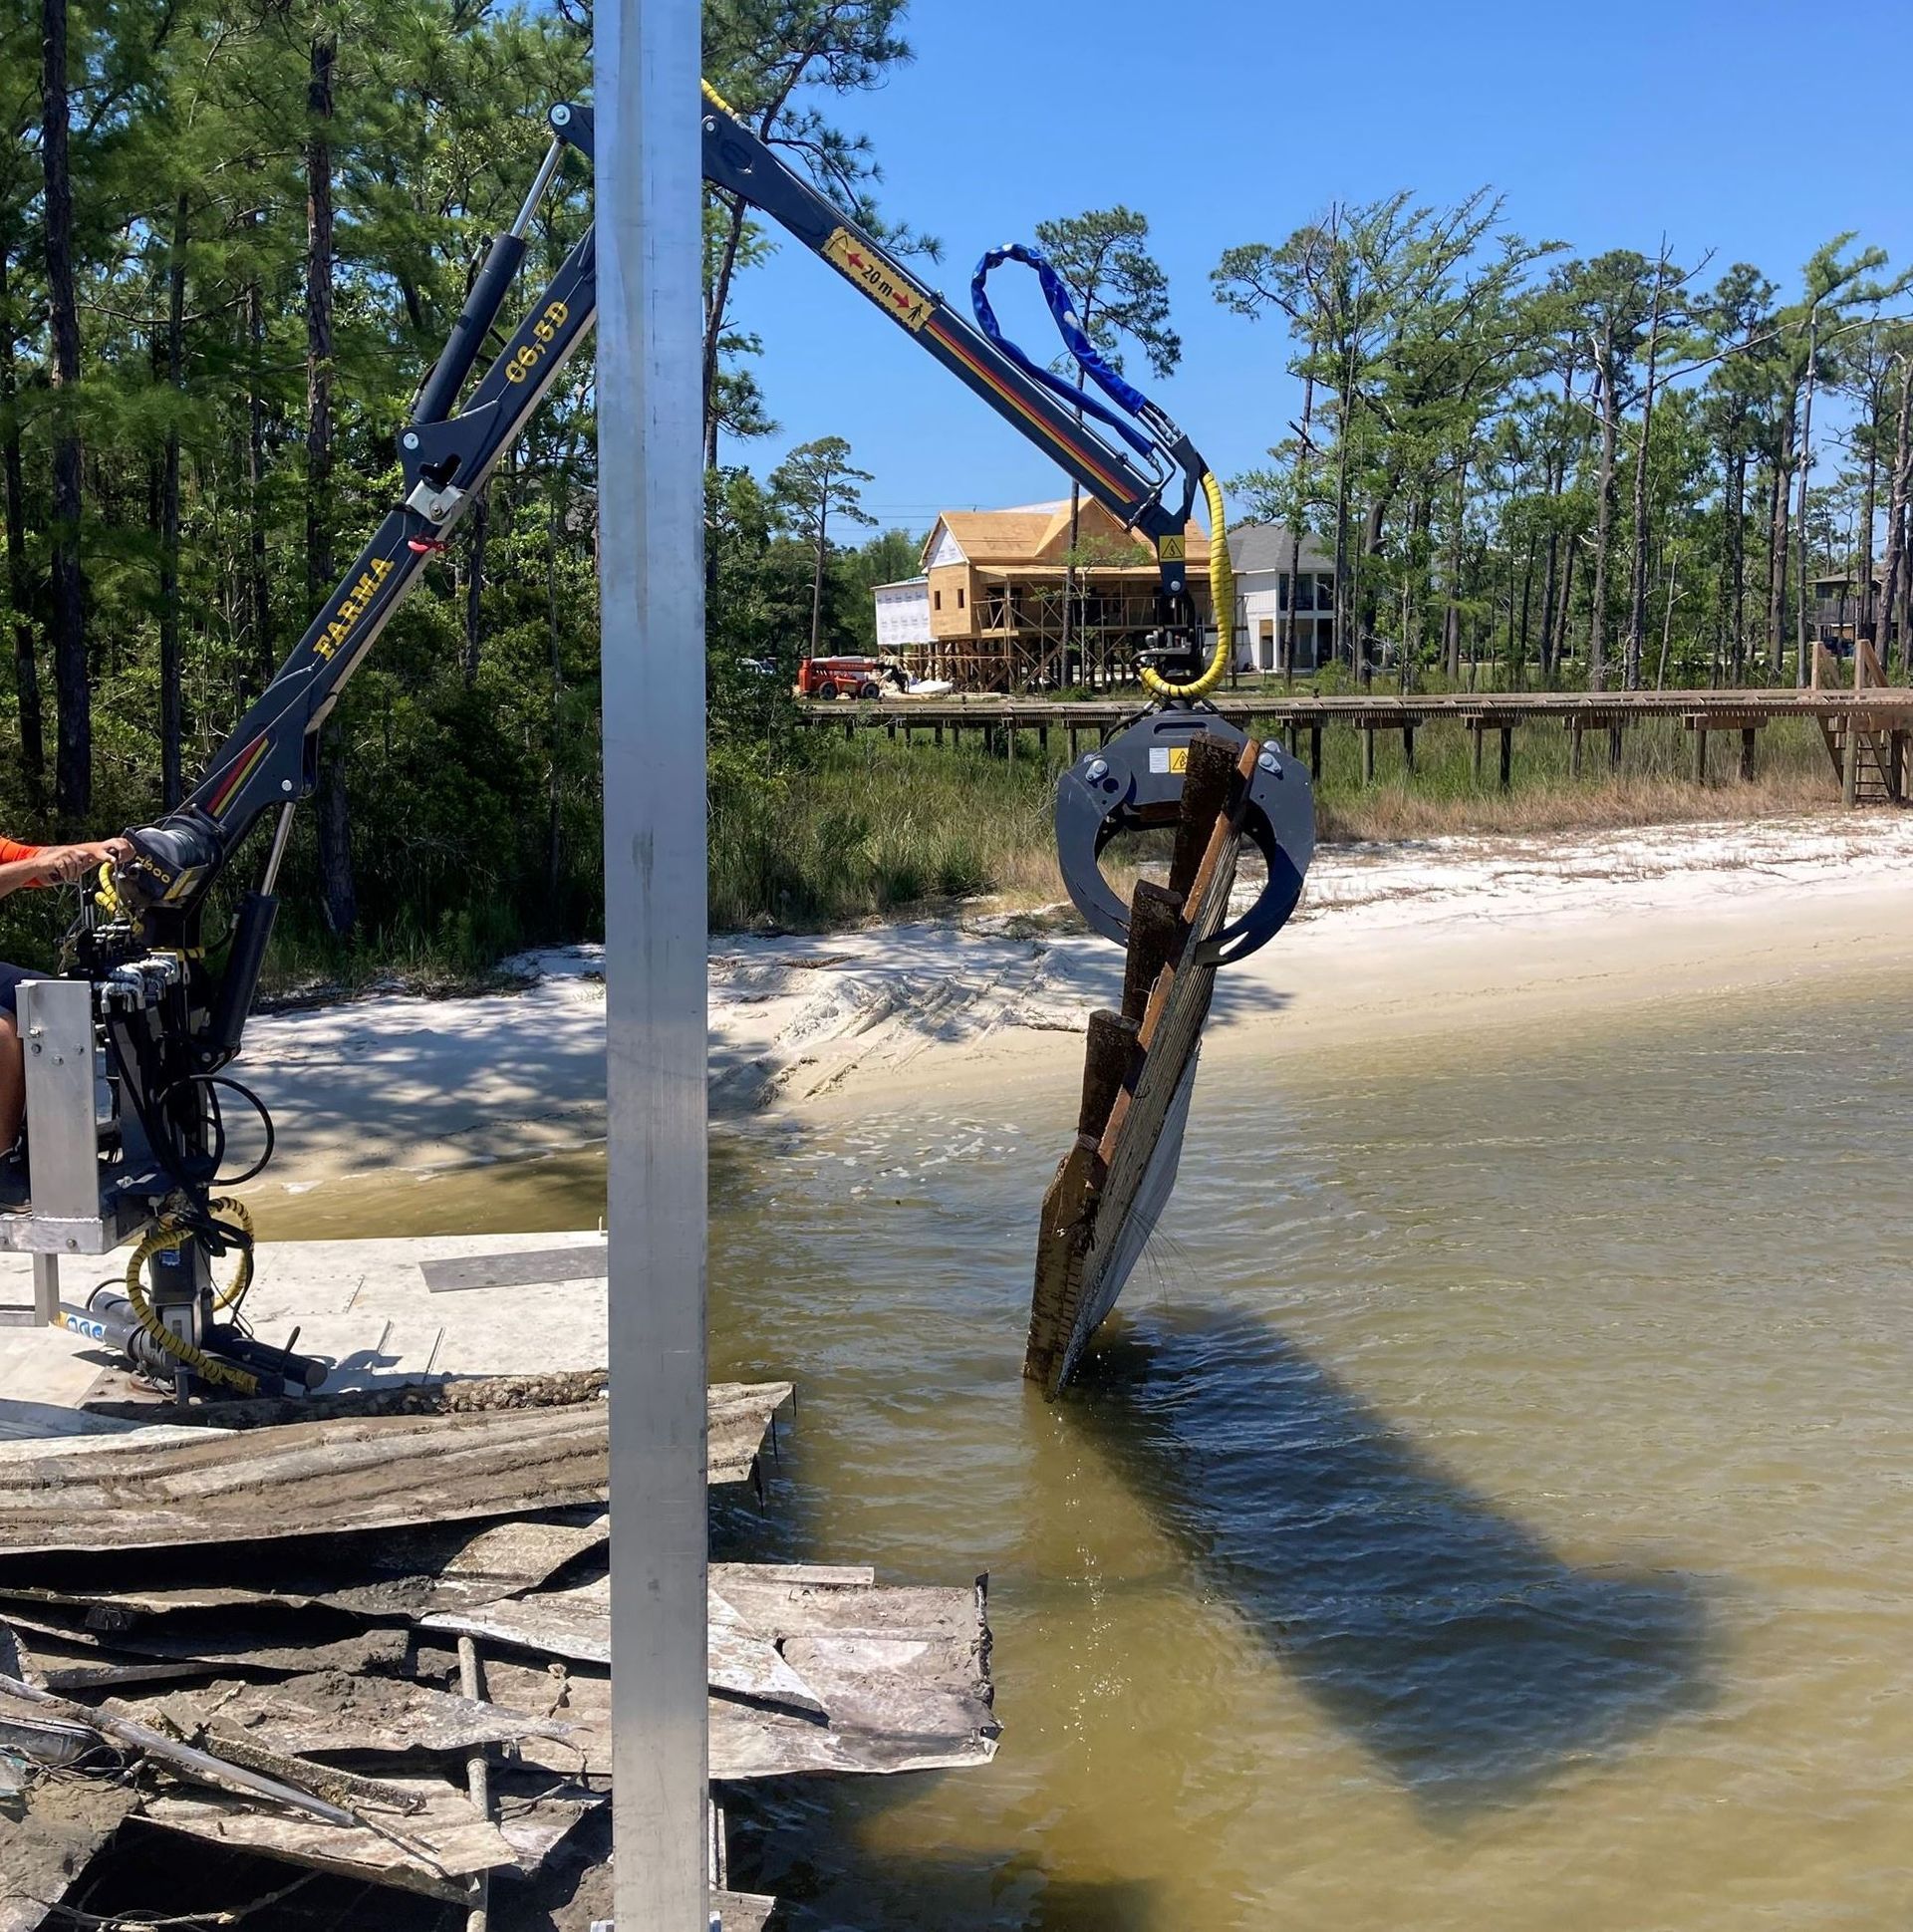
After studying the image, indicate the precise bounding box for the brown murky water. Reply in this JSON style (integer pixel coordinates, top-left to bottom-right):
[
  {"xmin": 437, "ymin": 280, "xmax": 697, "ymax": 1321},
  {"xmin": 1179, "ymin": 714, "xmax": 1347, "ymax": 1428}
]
[{"xmin": 260, "ymin": 980, "xmax": 1913, "ymax": 1931}]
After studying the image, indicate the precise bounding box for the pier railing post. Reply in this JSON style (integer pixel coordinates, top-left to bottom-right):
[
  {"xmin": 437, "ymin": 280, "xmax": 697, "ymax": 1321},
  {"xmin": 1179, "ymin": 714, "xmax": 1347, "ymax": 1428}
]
[{"xmin": 598, "ymin": 1, "xmax": 710, "ymax": 1925}]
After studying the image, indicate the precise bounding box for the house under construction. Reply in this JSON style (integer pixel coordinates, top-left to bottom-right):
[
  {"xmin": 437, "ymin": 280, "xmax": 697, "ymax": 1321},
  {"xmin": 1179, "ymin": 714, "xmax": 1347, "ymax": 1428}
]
[{"xmin": 873, "ymin": 497, "xmax": 1213, "ymax": 690}]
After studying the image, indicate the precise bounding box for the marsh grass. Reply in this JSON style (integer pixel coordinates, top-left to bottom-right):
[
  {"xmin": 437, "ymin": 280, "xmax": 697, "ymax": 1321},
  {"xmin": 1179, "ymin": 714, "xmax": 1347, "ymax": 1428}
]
[{"xmin": 711, "ymin": 714, "xmax": 1846, "ymax": 931}]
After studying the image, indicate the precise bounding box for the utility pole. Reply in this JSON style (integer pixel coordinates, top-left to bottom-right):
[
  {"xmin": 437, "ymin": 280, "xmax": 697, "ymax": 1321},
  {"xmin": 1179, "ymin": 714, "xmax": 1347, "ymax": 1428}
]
[{"xmin": 599, "ymin": 1, "xmax": 710, "ymax": 1926}]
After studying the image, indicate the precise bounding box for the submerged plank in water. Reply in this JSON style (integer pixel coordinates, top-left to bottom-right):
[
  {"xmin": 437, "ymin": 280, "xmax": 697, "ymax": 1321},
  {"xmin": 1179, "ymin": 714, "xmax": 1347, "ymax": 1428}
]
[{"xmin": 1026, "ymin": 732, "xmax": 1254, "ymax": 1395}]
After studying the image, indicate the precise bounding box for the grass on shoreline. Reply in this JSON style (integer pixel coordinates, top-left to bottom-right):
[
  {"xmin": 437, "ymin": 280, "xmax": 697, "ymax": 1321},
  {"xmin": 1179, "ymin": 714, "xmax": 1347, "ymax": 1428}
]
[
  {"xmin": 238, "ymin": 711, "xmax": 1848, "ymax": 990},
  {"xmin": 711, "ymin": 714, "xmax": 1845, "ymax": 932}
]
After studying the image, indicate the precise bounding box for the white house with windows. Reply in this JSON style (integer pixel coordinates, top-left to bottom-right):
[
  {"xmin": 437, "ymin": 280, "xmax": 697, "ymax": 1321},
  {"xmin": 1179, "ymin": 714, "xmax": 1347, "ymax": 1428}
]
[
  {"xmin": 873, "ymin": 575, "xmax": 933, "ymax": 652},
  {"xmin": 1229, "ymin": 524, "xmax": 1337, "ymax": 673}
]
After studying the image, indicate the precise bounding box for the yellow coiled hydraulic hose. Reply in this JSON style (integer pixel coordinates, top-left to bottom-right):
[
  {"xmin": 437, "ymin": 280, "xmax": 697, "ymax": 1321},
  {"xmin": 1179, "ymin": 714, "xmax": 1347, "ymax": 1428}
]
[
  {"xmin": 94, "ymin": 861, "xmax": 129, "ymax": 922},
  {"xmin": 125, "ymin": 1197, "xmax": 259, "ymax": 1395},
  {"xmin": 1141, "ymin": 471, "xmax": 1232, "ymax": 702}
]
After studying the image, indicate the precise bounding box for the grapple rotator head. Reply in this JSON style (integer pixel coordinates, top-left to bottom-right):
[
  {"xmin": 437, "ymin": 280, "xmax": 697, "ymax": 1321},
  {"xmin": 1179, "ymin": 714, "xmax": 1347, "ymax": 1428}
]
[{"xmin": 1054, "ymin": 710, "xmax": 1314, "ymax": 966}]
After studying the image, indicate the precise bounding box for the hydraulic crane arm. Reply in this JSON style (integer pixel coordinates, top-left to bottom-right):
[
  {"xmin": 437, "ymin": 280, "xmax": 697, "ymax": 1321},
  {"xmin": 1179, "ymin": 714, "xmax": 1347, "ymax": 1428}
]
[
  {"xmin": 52, "ymin": 88, "xmax": 1310, "ymax": 1402},
  {"xmin": 98, "ymin": 88, "xmax": 1300, "ymax": 1011},
  {"xmin": 108, "ymin": 105, "xmax": 602, "ymax": 935},
  {"xmin": 699, "ymin": 87, "xmax": 1205, "ymax": 599},
  {"xmin": 113, "ymin": 90, "xmax": 1220, "ymax": 944}
]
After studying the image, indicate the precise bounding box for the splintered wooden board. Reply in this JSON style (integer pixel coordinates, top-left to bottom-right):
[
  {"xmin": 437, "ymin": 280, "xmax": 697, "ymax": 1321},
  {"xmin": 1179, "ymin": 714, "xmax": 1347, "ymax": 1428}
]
[
  {"xmin": 0, "ymin": 1779, "xmax": 137, "ymax": 1932},
  {"xmin": 427, "ymin": 1565, "xmax": 1000, "ymax": 1783},
  {"xmin": 0, "ymin": 1381, "xmax": 789, "ymax": 1556},
  {"xmin": 137, "ymin": 1777, "xmax": 541, "ymax": 1902},
  {"xmin": 1025, "ymin": 736, "xmax": 1255, "ymax": 1395}
]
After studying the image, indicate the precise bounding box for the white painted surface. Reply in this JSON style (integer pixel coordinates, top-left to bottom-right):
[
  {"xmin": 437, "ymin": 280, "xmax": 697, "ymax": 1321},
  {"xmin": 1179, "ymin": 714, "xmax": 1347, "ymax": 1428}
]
[
  {"xmin": 873, "ymin": 577, "xmax": 931, "ymax": 650},
  {"xmin": 1234, "ymin": 564, "xmax": 1334, "ymax": 670},
  {"xmin": 0, "ymin": 1229, "xmax": 613, "ymax": 1421}
]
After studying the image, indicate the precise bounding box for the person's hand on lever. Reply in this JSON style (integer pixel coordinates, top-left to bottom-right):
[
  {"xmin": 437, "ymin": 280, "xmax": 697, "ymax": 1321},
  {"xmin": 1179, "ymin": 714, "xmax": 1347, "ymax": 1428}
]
[
  {"xmin": 66, "ymin": 837, "xmax": 134, "ymax": 873},
  {"xmin": 40, "ymin": 847, "xmax": 94, "ymax": 884}
]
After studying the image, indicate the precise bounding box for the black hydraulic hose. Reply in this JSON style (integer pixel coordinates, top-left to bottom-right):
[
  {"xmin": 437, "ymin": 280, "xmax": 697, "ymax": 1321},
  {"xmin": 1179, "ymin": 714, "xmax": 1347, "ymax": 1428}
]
[{"xmin": 174, "ymin": 1074, "xmax": 276, "ymax": 1188}]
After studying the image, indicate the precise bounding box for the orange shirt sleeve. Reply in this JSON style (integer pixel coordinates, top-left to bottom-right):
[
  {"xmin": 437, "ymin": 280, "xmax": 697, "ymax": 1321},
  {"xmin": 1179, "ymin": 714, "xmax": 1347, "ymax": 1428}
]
[{"xmin": 0, "ymin": 838, "xmax": 43, "ymax": 866}]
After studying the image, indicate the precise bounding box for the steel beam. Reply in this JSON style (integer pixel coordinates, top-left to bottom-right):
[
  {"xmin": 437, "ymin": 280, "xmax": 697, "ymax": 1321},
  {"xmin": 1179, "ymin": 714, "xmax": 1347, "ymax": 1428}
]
[{"xmin": 598, "ymin": 1, "xmax": 710, "ymax": 1926}]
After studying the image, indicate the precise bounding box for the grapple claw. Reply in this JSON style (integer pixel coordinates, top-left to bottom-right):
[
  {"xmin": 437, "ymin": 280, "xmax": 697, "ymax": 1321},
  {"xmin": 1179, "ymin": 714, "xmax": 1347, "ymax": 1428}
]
[{"xmin": 1053, "ymin": 711, "xmax": 1313, "ymax": 965}]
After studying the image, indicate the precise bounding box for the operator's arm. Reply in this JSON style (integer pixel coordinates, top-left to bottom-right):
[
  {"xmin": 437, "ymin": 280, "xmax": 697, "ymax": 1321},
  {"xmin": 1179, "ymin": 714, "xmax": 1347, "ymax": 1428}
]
[{"xmin": 0, "ymin": 836, "xmax": 128, "ymax": 900}]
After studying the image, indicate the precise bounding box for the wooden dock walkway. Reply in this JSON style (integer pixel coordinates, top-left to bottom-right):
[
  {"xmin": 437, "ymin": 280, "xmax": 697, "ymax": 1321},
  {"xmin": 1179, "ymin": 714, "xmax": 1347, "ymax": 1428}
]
[{"xmin": 803, "ymin": 686, "xmax": 1913, "ymax": 801}]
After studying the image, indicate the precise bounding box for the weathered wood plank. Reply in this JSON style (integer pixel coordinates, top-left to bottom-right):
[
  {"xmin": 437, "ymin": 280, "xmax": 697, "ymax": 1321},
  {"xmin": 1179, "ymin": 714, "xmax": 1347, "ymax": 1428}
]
[
  {"xmin": 0, "ymin": 1383, "xmax": 788, "ymax": 1556},
  {"xmin": 0, "ymin": 1511, "xmax": 609, "ymax": 1622},
  {"xmin": 7, "ymin": 1618, "xmax": 412, "ymax": 1688},
  {"xmin": 420, "ymin": 1577, "xmax": 830, "ymax": 1719},
  {"xmin": 0, "ymin": 1779, "xmax": 137, "ymax": 1932},
  {"xmin": 119, "ymin": 1674, "xmax": 583, "ymax": 1759},
  {"xmin": 137, "ymin": 1776, "xmax": 532, "ymax": 1902},
  {"xmin": 436, "ymin": 1565, "xmax": 998, "ymax": 1784}
]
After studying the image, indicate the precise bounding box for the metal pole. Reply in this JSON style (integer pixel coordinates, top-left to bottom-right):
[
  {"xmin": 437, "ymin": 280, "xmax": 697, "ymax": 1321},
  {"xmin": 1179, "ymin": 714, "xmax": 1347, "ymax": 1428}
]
[{"xmin": 599, "ymin": 3, "xmax": 709, "ymax": 1928}]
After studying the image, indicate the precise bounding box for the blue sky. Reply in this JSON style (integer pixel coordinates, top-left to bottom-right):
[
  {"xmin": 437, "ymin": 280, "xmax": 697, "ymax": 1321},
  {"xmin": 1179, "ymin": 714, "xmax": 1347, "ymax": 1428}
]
[{"xmin": 726, "ymin": 0, "xmax": 1911, "ymax": 541}]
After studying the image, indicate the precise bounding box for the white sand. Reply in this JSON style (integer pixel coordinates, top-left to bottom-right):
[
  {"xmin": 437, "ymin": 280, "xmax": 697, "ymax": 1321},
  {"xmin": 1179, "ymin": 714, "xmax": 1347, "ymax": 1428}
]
[{"xmin": 232, "ymin": 811, "xmax": 1913, "ymax": 1190}]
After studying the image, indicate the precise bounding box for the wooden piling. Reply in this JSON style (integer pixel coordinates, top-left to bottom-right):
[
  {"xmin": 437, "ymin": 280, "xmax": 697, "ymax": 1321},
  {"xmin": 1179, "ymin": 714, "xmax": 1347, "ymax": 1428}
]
[
  {"xmin": 1122, "ymin": 883, "xmax": 1187, "ymax": 1024},
  {"xmin": 1168, "ymin": 735, "xmax": 1239, "ymax": 899},
  {"xmin": 1024, "ymin": 734, "xmax": 1264, "ymax": 1395},
  {"xmin": 1078, "ymin": 1010, "xmax": 1140, "ymax": 1138}
]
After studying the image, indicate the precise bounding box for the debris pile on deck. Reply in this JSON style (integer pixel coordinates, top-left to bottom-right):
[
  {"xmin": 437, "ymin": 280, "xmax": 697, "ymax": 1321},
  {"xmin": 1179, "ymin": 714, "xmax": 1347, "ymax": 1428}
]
[
  {"xmin": 1026, "ymin": 730, "xmax": 1263, "ymax": 1395},
  {"xmin": 0, "ymin": 1369, "xmax": 997, "ymax": 1929}
]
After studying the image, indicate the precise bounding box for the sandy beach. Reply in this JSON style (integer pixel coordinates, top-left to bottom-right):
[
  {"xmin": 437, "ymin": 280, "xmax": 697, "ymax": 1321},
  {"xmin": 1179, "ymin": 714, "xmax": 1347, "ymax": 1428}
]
[{"xmin": 225, "ymin": 810, "xmax": 1913, "ymax": 1193}]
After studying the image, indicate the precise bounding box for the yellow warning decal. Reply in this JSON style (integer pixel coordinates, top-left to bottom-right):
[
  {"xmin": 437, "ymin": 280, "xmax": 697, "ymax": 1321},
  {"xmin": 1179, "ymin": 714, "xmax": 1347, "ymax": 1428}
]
[
  {"xmin": 823, "ymin": 227, "xmax": 933, "ymax": 332},
  {"xmin": 1158, "ymin": 535, "xmax": 1185, "ymax": 561}
]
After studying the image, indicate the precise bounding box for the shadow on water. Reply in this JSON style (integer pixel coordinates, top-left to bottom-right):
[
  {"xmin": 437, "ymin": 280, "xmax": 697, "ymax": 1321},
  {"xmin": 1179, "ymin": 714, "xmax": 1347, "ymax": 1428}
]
[
  {"xmin": 724, "ymin": 1779, "xmax": 1157, "ymax": 1932},
  {"xmin": 1067, "ymin": 1304, "xmax": 1718, "ymax": 1821}
]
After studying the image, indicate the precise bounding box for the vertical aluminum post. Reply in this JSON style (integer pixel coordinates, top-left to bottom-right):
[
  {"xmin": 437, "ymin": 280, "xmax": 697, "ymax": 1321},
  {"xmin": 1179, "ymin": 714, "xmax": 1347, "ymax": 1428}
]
[{"xmin": 598, "ymin": 2, "xmax": 710, "ymax": 1928}]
